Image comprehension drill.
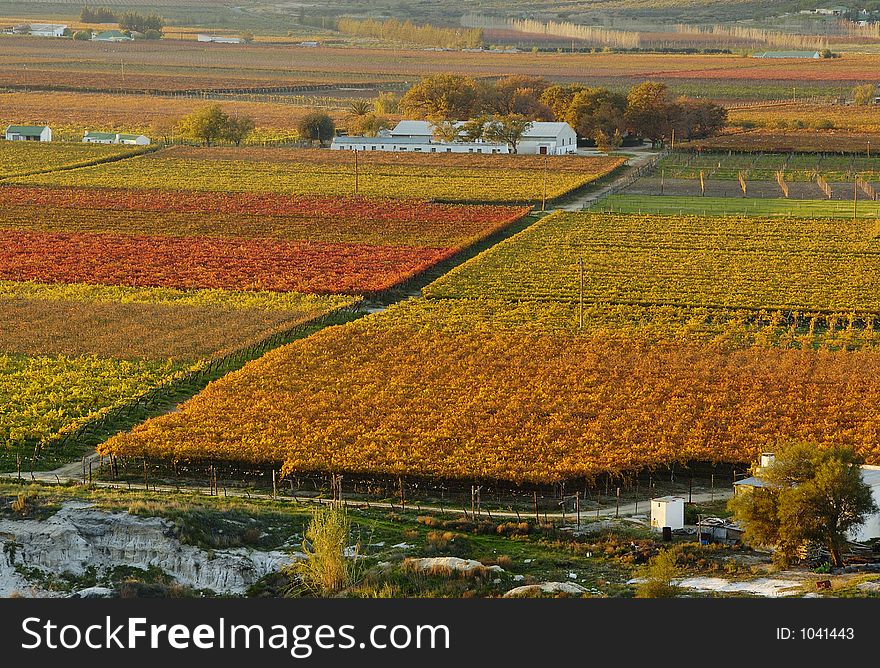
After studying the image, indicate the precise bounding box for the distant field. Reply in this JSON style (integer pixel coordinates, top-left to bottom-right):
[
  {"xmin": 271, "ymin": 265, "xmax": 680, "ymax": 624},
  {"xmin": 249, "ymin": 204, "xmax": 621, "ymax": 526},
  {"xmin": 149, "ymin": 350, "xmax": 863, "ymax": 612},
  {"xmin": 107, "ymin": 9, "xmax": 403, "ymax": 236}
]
[
  {"xmin": 0, "ymin": 35, "xmax": 875, "ymax": 99},
  {"xmin": 15, "ymin": 147, "xmax": 623, "ymax": 203},
  {"xmin": 729, "ymin": 103, "xmax": 880, "ymax": 134},
  {"xmin": 657, "ymin": 151, "xmax": 880, "ymax": 181},
  {"xmin": 0, "ymin": 91, "xmax": 353, "ymax": 143},
  {"xmin": 597, "ymin": 194, "xmax": 880, "ymax": 217}
]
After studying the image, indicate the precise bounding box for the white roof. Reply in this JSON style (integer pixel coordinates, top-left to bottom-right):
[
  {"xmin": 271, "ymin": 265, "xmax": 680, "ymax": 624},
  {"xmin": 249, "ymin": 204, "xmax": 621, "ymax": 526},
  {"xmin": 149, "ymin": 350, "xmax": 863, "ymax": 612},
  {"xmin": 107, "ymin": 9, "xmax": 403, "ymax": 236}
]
[
  {"xmin": 652, "ymin": 496, "xmax": 684, "ymax": 503},
  {"xmin": 390, "ymin": 119, "xmax": 575, "ymax": 139},
  {"xmin": 390, "ymin": 120, "xmax": 434, "ymax": 136}
]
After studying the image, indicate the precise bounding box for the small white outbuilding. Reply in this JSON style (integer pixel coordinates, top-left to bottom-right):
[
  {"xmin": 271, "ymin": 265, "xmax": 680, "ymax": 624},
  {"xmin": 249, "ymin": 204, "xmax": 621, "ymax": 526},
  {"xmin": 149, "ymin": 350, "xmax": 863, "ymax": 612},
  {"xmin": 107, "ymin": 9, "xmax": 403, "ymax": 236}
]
[{"xmin": 650, "ymin": 496, "xmax": 685, "ymax": 531}]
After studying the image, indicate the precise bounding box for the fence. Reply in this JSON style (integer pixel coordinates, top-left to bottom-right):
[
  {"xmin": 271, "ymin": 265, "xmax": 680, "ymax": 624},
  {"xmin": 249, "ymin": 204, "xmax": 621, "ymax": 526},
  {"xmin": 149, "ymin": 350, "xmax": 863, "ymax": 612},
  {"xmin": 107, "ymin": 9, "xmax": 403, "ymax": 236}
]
[{"xmin": 578, "ymin": 151, "xmax": 669, "ymax": 209}]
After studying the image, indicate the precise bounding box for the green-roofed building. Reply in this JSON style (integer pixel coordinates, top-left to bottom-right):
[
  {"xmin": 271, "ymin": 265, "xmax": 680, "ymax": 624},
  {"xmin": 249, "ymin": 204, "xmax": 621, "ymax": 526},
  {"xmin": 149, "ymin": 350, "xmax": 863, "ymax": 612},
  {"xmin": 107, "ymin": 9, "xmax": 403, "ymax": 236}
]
[
  {"xmin": 4, "ymin": 125, "xmax": 52, "ymax": 141},
  {"xmin": 83, "ymin": 130, "xmax": 151, "ymax": 145}
]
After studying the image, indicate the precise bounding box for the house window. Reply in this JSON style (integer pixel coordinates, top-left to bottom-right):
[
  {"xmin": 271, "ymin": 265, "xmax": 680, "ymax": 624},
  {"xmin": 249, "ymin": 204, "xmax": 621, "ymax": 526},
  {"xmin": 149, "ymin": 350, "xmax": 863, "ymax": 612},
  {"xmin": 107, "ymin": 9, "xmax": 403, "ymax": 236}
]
[
  {"xmin": 477, "ymin": 148, "xmax": 482, "ymax": 153},
  {"xmin": 446, "ymin": 148, "xmax": 451, "ymax": 152}
]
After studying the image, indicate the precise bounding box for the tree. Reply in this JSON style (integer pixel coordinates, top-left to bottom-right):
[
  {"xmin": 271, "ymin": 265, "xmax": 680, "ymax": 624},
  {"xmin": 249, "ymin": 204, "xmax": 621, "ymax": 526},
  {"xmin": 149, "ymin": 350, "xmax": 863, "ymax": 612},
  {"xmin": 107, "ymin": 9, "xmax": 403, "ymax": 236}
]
[
  {"xmin": 540, "ymin": 84, "xmax": 589, "ymax": 121},
  {"xmin": 347, "ymin": 99, "xmax": 372, "ymax": 118},
  {"xmin": 458, "ymin": 115, "xmax": 490, "ymax": 142},
  {"xmin": 670, "ymin": 97, "xmax": 727, "ymax": 140},
  {"xmin": 489, "ymin": 75, "xmax": 552, "ymax": 118},
  {"xmin": 223, "ymin": 114, "xmax": 255, "ymax": 146},
  {"xmin": 176, "ymin": 104, "xmax": 229, "ymax": 146},
  {"xmin": 374, "ymin": 92, "xmax": 400, "ymax": 115},
  {"xmin": 625, "ymin": 81, "xmax": 674, "ymax": 147},
  {"xmin": 352, "ymin": 113, "xmax": 391, "ymax": 137},
  {"xmin": 240, "ymin": 31, "xmax": 254, "ymax": 44},
  {"xmin": 430, "ymin": 119, "xmax": 460, "ymax": 142},
  {"xmin": 484, "ymin": 115, "xmax": 532, "ymax": 154},
  {"xmin": 729, "ymin": 442, "xmax": 878, "ymax": 567},
  {"xmin": 143, "ymin": 29, "xmax": 161, "ymax": 40},
  {"xmin": 298, "ymin": 111, "xmax": 336, "ymax": 146},
  {"xmin": 853, "ymin": 83, "xmax": 876, "ymax": 106},
  {"xmin": 81, "ymin": 6, "xmax": 117, "ymax": 23},
  {"xmin": 119, "ymin": 11, "xmax": 164, "ymax": 34},
  {"xmin": 564, "ymin": 87, "xmax": 626, "ymax": 143},
  {"xmin": 73, "ymin": 30, "xmax": 92, "ymax": 41},
  {"xmin": 399, "ymin": 74, "xmax": 486, "ymax": 120}
]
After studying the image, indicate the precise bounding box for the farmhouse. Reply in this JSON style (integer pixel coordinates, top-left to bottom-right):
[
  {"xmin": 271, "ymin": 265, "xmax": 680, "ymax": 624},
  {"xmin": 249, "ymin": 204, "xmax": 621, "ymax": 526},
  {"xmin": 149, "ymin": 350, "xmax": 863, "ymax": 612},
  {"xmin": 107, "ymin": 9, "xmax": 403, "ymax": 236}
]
[
  {"xmin": 5, "ymin": 125, "xmax": 52, "ymax": 142},
  {"xmin": 197, "ymin": 34, "xmax": 243, "ymax": 44},
  {"xmin": 83, "ymin": 131, "xmax": 151, "ymax": 145},
  {"xmin": 733, "ymin": 454, "xmax": 880, "ymax": 542},
  {"xmin": 24, "ymin": 23, "xmax": 67, "ymax": 37},
  {"xmin": 332, "ymin": 120, "xmax": 578, "ymax": 155},
  {"xmin": 92, "ymin": 30, "xmax": 133, "ymax": 42},
  {"xmin": 752, "ymin": 51, "xmax": 821, "ymax": 59}
]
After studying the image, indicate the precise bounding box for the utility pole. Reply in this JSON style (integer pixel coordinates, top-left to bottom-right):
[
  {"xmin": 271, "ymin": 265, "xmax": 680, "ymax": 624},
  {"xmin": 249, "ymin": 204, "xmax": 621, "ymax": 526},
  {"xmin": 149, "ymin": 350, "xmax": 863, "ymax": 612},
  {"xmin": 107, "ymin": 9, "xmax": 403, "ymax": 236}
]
[
  {"xmin": 854, "ymin": 177, "xmax": 858, "ymax": 220},
  {"xmin": 541, "ymin": 154, "xmax": 548, "ymax": 211},
  {"xmin": 354, "ymin": 148, "xmax": 359, "ymax": 195}
]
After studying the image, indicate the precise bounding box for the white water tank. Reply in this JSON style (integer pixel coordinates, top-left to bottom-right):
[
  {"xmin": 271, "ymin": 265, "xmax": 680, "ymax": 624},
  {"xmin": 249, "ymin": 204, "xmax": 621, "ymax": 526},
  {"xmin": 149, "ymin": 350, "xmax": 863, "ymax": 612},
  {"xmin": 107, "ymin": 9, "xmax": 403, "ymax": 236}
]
[{"xmin": 650, "ymin": 496, "xmax": 685, "ymax": 531}]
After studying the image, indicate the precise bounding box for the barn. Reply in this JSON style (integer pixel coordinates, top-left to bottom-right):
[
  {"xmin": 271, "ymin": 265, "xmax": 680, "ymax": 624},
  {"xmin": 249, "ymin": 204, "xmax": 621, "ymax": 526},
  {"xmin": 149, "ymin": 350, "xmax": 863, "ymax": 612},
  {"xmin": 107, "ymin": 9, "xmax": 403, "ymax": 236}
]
[{"xmin": 5, "ymin": 125, "xmax": 52, "ymax": 142}]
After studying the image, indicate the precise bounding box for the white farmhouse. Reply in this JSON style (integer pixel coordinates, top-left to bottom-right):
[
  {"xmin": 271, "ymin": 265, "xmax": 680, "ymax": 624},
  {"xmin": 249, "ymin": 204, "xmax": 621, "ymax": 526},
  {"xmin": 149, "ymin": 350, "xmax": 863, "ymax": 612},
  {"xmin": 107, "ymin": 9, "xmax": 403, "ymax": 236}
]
[
  {"xmin": 5, "ymin": 125, "xmax": 52, "ymax": 141},
  {"xmin": 28, "ymin": 24, "xmax": 67, "ymax": 37},
  {"xmin": 83, "ymin": 131, "xmax": 151, "ymax": 145},
  {"xmin": 331, "ymin": 119, "xmax": 578, "ymax": 155}
]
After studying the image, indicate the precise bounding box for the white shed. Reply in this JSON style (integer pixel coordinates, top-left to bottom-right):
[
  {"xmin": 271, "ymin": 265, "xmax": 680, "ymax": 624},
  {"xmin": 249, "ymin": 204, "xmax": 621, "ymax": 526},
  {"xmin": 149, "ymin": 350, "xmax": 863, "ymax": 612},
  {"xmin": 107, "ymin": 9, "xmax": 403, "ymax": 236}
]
[
  {"xmin": 650, "ymin": 496, "xmax": 685, "ymax": 531},
  {"xmin": 28, "ymin": 24, "xmax": 67, "ymax": 37}
]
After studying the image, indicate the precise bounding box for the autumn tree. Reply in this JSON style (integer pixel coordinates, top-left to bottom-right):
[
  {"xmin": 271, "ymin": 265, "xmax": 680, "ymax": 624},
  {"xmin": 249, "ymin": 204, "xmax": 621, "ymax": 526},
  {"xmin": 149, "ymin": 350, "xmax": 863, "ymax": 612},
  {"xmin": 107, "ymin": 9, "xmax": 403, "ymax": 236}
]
[
  {"xmin": 488, "ymin": 75, "xmax": 552, "ymax": 118},
  {"xmin": 625, "ymin": 81, "xmax": 674, "ymax": 147},
  {"xmin": 431, "ymin": 119, "xmax": 461, "ymax": 142},
  {"xmin": 458, "ymin": 115, "xmax": 491, "ymax": 142},
  {"xmin": 729, "ymin": 442, "xmax": 877, "ymax": 567},
  {"xmin": 176, "ymin": 105, "xmax": 255, "ymax": 146},
  {"xmin": 352, "ymin": 113, "xmax": 392, "ymax": 137},
  {"xmin": 374, "ymin": 92, "xmax": 400, "ymax": 115},
  {"xmin": 670, "ymin": 97, "xmax": 727, "ymax": 140},
  {"xmin": 484, "ymin": 115, "xmax": 533, "ymax": 153},
  {"xmin": 176, "ymin": 105, "xmax": 230, "ymax": 146},
  {"xmin": 564, "ymin": 88, "xmax": 626, "ymax": 145},
  {"xmin": 297, "ymin": 111, "xmax": 336, "ymax": 146},
  {"xmin": 399, "ymin": 74, "xmax": 487, "ymax": 120},
  {"xmin": 852, "ymin": 83, "xmax": 877, "ymax": 106},
  {"xmin": 540, "ymin": 84, "xmax": 589, "ymax": 121}
]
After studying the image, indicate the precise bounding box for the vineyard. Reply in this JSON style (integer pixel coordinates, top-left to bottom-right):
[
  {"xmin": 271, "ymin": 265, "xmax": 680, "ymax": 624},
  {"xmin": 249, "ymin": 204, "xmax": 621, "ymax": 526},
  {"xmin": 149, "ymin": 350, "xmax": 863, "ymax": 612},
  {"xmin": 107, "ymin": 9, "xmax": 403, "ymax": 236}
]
[
  {"xmin": 101, "ymin": 297, "xmax": 880, "ymax": 483},
  {"xmin": 0, "ymin": 184, "xmax": 530, "ymax": 294},
  {"xmin": 424, "ymin": 211, "xmax": 880, "ymax": 312},
  {"xmin": 14, "ymin": 147, "xmax": 623, "ymax": 203},
  {"xmin": 0, "ymin": 280, "xmax": 357, "ymax": 464},
  {"xmin": 687, "ymin": 131, "xmax": 880, "ymax": 154},
  {"xmin": 598, "ymin": 194, "xmax": 880, "ymax": 217},
  {"xmin": 0, "ymin": 141, "xmax": 144, "ymax": 178}
]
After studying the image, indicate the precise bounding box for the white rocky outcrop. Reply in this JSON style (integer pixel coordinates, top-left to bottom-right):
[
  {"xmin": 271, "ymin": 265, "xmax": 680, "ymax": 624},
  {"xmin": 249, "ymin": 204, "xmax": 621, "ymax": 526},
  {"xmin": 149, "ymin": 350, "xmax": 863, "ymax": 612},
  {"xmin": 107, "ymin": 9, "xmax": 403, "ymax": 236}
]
[
  {"xmin": 405, "ymin": 557, "xmax": 503, "ymax": 574},
  {"xmin": 1, "ymin": 502, "xmax": 295, "ymax": 596},
  {"xmin": 503, "ymin": 581, "xmax": 588, "ymax": 597}
]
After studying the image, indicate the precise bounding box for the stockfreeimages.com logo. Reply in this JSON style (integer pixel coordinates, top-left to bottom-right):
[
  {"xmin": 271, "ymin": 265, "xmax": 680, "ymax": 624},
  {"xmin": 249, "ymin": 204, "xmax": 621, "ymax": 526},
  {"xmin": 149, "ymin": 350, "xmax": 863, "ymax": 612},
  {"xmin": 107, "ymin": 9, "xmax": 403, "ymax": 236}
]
[{"xmin": 21, "ymin": 617, "xmax": 450, "ymax": 658}]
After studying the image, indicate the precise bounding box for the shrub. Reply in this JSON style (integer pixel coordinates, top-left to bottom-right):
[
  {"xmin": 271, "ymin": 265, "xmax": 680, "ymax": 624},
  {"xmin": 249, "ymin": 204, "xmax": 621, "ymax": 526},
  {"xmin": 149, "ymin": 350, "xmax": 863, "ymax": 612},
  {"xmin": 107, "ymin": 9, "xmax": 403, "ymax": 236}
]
[
  {"xmin": 635, "ymin": 548, "xmax": 683, "ymax": 598},
  {"xmin": 289, "ymin": 504, "xmax": 358, "ymax": 597}
]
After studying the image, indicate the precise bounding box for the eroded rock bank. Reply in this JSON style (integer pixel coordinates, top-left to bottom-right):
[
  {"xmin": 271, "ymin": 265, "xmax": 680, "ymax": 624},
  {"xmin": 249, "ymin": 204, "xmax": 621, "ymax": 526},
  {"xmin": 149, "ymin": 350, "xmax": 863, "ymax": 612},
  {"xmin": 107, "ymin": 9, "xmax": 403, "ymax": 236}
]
[{"xmin": 0, "ymin": 501, "xmax": 295, "ymax": 597}]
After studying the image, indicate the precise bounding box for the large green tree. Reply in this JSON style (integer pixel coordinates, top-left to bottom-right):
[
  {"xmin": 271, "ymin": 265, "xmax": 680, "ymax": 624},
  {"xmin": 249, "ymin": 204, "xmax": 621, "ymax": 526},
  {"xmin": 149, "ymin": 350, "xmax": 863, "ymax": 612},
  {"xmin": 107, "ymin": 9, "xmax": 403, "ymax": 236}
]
[
  {"xmin": 176, "ymin": 105, "xmax": 229, "ymax": 146},
  {"xmin": 297, "ymin": 111, "xmax": 336, "ymax": 146},
  {"xmin": 729, "ymin": 442, "xmax": 877, "ymax": 567}
]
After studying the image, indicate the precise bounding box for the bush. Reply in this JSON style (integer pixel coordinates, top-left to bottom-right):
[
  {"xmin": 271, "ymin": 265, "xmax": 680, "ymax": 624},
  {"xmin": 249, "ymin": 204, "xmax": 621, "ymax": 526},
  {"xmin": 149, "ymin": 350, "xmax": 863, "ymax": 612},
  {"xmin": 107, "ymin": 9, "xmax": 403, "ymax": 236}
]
[
  {"xmin": 635, "ymin": 548, "xmax": 683, "ymax": 598},
  {"xmin": 73, "ymin": 30, "xmax": 92, "ymax": 41},
  {"xmin": 812, "ymin": 118, "xmax": 834, "ymax": 130},
  {"xmin": 289, "ymin": 504, "xmax": 358, "ymax": 597},
  {"xmin": 144, "ymin": 29, "xmax": 161, "ymax": 40}
]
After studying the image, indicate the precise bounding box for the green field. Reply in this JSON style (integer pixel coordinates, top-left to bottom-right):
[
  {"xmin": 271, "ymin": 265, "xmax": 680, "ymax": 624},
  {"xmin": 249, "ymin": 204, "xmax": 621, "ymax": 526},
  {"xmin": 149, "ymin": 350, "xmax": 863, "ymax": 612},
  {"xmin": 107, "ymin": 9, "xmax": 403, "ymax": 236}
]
[{"xmin": 596, "ymin": 195, "xmax": 880, "ymax": 218}]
